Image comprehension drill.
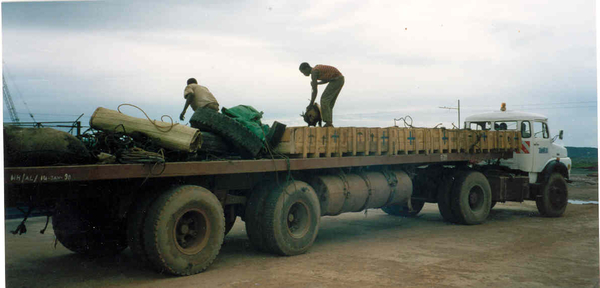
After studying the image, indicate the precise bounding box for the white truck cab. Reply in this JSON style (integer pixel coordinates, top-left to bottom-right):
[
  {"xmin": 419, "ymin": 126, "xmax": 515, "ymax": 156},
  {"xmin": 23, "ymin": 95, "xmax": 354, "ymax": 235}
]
[{"xmin": 464, "ymin": 104, "xmax": 571, "ymax": 184}]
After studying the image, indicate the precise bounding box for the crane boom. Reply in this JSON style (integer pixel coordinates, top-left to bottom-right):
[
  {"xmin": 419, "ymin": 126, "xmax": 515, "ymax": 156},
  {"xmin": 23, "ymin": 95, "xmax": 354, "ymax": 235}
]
[{"xmin": 3, "ymin": 75, "xmax": 20, "ymax": 123}]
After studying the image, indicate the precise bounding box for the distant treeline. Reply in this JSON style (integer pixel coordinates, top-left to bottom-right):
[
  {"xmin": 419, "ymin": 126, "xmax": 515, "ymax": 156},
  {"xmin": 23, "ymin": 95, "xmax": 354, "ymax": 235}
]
[{"xmin": 566, "ymin": 146, "xmax": 597, "ymax": 169}]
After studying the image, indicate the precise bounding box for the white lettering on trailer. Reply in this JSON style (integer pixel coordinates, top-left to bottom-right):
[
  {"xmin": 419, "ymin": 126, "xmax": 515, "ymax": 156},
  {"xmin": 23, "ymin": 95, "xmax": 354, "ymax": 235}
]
[{"xmin": 10, "ymin": 174, "xmax": 73, "ymax": 183}]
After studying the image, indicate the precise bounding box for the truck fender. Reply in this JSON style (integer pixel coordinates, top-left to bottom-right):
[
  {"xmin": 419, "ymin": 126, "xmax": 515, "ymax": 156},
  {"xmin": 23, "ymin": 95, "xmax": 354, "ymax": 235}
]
[{"xmin": 539, "ymin": 160, "xmax": 568, "ymax": 184}]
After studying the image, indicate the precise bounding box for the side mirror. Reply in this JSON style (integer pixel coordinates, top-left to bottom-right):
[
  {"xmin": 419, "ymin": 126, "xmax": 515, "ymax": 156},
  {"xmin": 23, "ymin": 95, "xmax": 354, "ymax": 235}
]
[{"xmin": 559, "ymin": 130, "xmax": 563, "ymax": 140}]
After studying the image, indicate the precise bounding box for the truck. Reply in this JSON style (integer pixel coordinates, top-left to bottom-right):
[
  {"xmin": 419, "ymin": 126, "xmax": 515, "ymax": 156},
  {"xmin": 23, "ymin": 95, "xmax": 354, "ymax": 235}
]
[{"xmin": 4, "ymin": 105, "xmax": 571, "ymax": 276}]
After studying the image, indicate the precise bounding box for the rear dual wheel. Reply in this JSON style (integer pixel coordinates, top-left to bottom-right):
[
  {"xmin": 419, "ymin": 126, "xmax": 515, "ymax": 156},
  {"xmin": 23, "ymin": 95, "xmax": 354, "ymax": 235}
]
[
  {"xmin": 53, "ymin": 200, "xmax": 128, "ymax": 257},
  {"xmin": 437, "ymin": 170, "xmax": 492, "ymax": 225},
  {"xmin": 142, "ymin": 185, "xmax": 225, "ymax": 276},
  {"xmin": 245, "ymin": 181, "xmax": 321, "ymax": 256}
]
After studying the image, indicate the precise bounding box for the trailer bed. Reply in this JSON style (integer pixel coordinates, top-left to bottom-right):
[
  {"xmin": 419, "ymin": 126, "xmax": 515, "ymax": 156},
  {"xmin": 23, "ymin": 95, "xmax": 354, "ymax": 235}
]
[{"xmin": 5, "ymin": 151, "xmax": 512, "ymax": 184}]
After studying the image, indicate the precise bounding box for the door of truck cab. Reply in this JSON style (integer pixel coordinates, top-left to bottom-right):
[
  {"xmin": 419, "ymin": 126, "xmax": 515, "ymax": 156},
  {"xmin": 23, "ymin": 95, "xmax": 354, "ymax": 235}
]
[
  {"xmin": 532, "ymin": 120, "xmax": 552, "ymax": 172},
  {"xmin": 516, "ymin": 120, "xmax": 534, "ymax": 172}
]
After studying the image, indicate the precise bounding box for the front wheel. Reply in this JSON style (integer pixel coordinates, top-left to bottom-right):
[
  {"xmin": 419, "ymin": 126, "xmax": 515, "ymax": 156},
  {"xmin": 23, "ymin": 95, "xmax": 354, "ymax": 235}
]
[
  {"xmin": 536, "ymin": 173, "xmax": 568, "ymax": 217},
  {"xmin": 143, "ymin": 185, "xmax": 225, "ymax": 276}
]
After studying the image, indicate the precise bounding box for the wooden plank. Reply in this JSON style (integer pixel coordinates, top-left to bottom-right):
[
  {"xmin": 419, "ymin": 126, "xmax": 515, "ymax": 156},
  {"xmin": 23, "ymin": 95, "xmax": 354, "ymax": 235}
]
[
  {"xmin": 365, "ymin": 128, "xmax": 371, "ymax": 156},
  {"xmin": 375, "ymin": 128, "xmax": 382, "ymax": 156},
  {"xmin": 351, "ymin": 128, "xmax": 357, "ymax": 156},
  {"xmin": 302, "ymin": 127, "xmax": 309, "ymax": 158}
]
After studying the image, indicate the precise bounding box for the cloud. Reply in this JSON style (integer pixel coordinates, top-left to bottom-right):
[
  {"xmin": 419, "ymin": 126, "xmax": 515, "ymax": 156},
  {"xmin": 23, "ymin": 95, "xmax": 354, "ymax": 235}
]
[{"xmin": 2, "ymin": 0, "xmax": 596, "ymax": 148}]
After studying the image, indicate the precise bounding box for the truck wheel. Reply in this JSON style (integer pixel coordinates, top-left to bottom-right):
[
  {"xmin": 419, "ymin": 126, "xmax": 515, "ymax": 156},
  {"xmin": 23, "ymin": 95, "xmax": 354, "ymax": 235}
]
[
  {"xmin": 190, "ymin": 107, "xmax": 264, "ymax": 158},
  {"xmin": 261, "ymin": 181, "xmax": 321, "ymax": 256},
  {"xmin": 450, "ymin": 171, "xmax": 492, "ymax": 225},
  {"xmin": 143, "ymin": 185, "xmax": 225, "ymax": 276},
  {"xmin": 126, "ymin": 191, "xmax": 160, "ymax": 262},
  {"xmin": 244, "ymin": 182, "xmax": 276, "ymax": 251},
  {"xmin": 53, "ymin": 201, "xmax": 128, "ymax": 256},
  {"xmin": 437, "ymin": 175, "xmax": 460, "ymax": 223},
  {"xmin": 381, "ymin": 199, "xmax": 425, "ymax": 217},
  {"xmin": 536, "ymin": 173, "xmax": 568, "ymax": 217}
]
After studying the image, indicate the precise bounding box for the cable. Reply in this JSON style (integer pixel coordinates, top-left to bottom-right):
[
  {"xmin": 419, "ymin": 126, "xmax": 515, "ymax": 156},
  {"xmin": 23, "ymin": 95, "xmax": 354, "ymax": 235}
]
[
  {"xmin": 117, "ymin": 104, "xmax": 178, "ymax": 133},
  {"xmin": 3, "ymin": 61, "xmax": 37, "ymax": 122},
  {"xmin": 510, "ymin": 101, "xmax": 596, "ymax": 107},
  {"xmin": 394, "ymin": 116, "xmax": 414, "ymax": 128}
]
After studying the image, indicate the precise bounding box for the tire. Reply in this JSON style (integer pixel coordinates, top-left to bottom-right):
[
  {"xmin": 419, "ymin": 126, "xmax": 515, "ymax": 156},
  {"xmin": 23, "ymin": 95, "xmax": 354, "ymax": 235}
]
[
  {"xmin": 53, "ymin": 200, "xmax": 128, "ymax": 256},
  {"xmin": 244, "ymin": 182, "xmax": 275, "ymax": 251},
  {"xmin": 199, "ymin": 131, "xmax": 233, "ymax": 155},
  {"xmin": 126, "ymin": 191, "xmax": 161, "ymax": 262},
  {"xmin": 266, "ymin": 121, "xmax": 287, "ymax": 149},
  {"xmin": 261, "ymin": 181, "xmax": 321, "ymax": 256},
  {"xmin": 450, "ymin": 171, "xmax": 492, "ymax": 225},
  {"xmin": 190, "ymin": 107, "xmax": 264, "ymax": 158},
  {"xmin": 437, "ymin": 174, "xmax": 460, "ymax": 223},
  {"xmin": 381, "ymin": 199, "xmax": 425, "ymax": 217},
  {"xmin": 536, "ymin": 173, "xmax": 568, "ymax": 217},
  {"xmin": 143, "ymin": 185, "xmax": 225, "ymax": 276}
]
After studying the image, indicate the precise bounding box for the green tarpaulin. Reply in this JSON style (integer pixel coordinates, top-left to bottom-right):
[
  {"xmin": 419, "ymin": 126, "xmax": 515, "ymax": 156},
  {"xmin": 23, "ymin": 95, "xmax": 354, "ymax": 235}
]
[{"xmin": 221, "ymin": 105, "xmax": 269, "ymax": 142}]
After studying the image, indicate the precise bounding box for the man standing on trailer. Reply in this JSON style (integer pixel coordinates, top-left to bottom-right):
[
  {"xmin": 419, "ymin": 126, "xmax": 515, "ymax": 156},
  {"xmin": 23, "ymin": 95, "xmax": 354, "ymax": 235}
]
[
  {"xmin": 180, "ymin": 78, "xmax": 220, "ymax": 121},
  {"xmin": 299, "ymin": 62, "xmax": 345, "ymax": 127}
]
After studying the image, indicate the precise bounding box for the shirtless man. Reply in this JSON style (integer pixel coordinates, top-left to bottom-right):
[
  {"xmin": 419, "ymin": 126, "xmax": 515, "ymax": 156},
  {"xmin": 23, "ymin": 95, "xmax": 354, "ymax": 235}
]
[
  {"xmin": 299, "ymin": 62, "xmax": 345, "ymax": 127},
  {"xmin": 180, "ymin": 78, "xmax": 219, "ymax": 121}
]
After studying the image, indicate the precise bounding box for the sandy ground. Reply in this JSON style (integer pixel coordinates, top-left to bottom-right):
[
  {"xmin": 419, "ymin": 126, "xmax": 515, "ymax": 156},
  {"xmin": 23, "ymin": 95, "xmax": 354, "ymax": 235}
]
[{"xmin": 5, "ymin": 172, "xmax": 599, "ymax": 288}]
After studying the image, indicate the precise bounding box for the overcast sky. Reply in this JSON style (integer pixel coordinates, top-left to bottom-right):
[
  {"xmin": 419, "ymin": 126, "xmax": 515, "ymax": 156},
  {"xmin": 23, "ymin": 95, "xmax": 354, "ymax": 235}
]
[{"xmin": 1, "ymin": 0, "xmax": 597, "ymax": 147}]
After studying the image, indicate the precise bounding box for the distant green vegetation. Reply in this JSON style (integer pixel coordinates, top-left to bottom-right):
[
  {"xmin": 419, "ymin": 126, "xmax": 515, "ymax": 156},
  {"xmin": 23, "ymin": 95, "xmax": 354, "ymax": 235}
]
[{"xmin": 566, "ymin": 147, "xmax": 598, "ymax": 169}]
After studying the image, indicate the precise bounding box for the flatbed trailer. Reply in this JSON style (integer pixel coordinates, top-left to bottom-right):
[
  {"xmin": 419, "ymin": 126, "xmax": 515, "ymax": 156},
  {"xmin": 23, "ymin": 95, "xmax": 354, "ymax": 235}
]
[
  {"xmin": 3, "ymin": 123, "xmax": 569, "ymax": 276},
  {"xmin": 5, "ymin": 151, "xmax": 511, "ymax": 184}
]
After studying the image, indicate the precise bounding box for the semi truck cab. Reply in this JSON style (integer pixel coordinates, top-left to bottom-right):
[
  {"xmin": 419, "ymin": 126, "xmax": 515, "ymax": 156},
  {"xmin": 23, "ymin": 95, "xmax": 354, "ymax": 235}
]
[{"xmin": 464, "ymin": 105, "xmax": 571, "ymax": 183}]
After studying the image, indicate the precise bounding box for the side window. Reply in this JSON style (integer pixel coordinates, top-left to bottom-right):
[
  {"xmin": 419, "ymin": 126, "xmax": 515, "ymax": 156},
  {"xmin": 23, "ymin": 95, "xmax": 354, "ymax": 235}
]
[
  {"xmin": 469, "ymin": 121, "xmax": 491, "ymax": 130},
  {"xmin": 534, "ymin": 121, "xmax": 550, "ymax": 138},
  {"xmin": 521, "ymin": 121, "xmax": 531, "ymax": 138},
  {"xmin": 494, "ymin": 121, "xmax": 517, "ymax": 131}
]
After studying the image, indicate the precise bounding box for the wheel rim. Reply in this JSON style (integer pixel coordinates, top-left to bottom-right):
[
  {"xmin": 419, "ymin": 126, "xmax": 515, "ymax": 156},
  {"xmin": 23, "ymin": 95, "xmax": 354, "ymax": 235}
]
[
  {"xmin": 173, "ymin": 208, "xmax": 210, "ymax": 255},
  {"xmin": 286, "ymin": 201, "xmax": 311, "ymax": 239},
  {"xmin": 549, "ymin": 180, "xmax": 567, "ymax": 210},
  {"xmin": 468, "ymin": 185, "xmax": 485, "ymax": 211}
]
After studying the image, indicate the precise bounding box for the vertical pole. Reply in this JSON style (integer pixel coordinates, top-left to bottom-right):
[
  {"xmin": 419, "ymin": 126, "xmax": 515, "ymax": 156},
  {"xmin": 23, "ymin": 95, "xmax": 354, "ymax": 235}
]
[
  {"xmin": 458, "ymin": 100, "xmax": 461, "ymax": 129},
  {"xmin": 76, "ymin": 121, "xmax": 81, "ymax": 136}
]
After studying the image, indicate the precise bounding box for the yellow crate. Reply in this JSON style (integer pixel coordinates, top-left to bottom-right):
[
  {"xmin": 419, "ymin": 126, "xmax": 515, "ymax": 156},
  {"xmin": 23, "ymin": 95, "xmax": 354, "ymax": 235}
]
[{"xmin": 274, "ymin": 126, "xmax": 520, "ymax": 158}]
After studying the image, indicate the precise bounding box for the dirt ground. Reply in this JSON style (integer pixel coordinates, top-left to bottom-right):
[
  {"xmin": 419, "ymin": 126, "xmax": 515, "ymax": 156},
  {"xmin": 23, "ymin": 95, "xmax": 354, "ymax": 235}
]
[{"xmin": 5, "ymin": 171, "xmax": 599, "ymax": 288}]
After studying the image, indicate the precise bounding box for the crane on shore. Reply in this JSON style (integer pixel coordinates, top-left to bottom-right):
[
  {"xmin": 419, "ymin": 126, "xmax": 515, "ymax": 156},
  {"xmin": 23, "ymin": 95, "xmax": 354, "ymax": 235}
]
[{"xmin": 3, "ymin": 75, "xmax": 20, "ymax": 123}]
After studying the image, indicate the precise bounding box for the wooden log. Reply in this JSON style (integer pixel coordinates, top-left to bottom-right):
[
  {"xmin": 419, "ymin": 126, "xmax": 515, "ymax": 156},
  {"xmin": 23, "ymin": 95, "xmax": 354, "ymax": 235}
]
[{"xmin": 90, "ymin": 107, "xmax": 202, "ymax": 153}]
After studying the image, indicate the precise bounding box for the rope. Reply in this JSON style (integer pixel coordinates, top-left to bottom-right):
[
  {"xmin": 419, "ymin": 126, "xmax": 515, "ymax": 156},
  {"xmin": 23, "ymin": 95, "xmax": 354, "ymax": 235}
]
[
  {"xmin": 394, "ymin": 115, "xmax": 414, "ymax": 128},
  {"xmin": 117, "ymin": 147, "xmax": 165, "ymax": 164},
  {"xmin": 11, "ymin": 206, "xmax": 33, "ymax": 235},
  {"xmin": 382, "ymin": 169, "xmax": 399, "ymax": 207},
  {"xmin": 357, "ymin": 171, "xmax": 373, "ymax": 212},
  {"xmin": 117, "ymin": 103, "xmax": 178, "ymax": 133}
]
